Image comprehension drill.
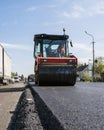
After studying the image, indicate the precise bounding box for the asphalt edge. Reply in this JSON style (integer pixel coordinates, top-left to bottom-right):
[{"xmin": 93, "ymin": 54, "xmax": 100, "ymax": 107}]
[
  {"xmin": 30, "ymin": 85, "xmax": 66, "ymax": 130},
  {"xmin": 7, "ymin": 83, "xmax": 66, "ymax": 130}
]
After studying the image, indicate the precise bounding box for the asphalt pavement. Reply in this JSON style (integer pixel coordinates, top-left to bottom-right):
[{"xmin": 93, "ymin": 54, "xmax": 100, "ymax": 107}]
[{"xmin": 31, "ymin": 82, "xmax": 104, "ymax": 130}]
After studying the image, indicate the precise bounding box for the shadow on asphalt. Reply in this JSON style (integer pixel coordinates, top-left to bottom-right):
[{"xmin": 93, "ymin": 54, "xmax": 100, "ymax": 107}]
[
  {"xmin": 0, "ymin": 87, "xmax": 25, "ymax": 93},
  {"xmin": 31, "ymin": 87, "xmax": 65, "ymax": 130}
]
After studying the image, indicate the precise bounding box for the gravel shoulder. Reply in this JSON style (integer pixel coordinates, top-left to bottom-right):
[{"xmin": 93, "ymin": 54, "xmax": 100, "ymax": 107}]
[
  {"xmin": 0, "ymin": 82, "xmax": 64, "ymax": 130},
  {"xmin": 8, "ymin": 85, "xmax": 43, "ymax": 130},
  {"xmin": 7, "ymin": 84, "xmax": 65, "ymax": 130}
]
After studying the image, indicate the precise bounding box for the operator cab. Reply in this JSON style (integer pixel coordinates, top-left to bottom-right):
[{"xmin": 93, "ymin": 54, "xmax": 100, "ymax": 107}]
[{"xmin": 34, "ymin": 34, "xmax": 70, "ymax": 58}]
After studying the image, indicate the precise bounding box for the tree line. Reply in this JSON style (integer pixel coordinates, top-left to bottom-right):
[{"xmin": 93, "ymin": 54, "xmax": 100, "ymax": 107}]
[{"xmin": 79, "ymin": 56, "xmax": 104, "ymax": 82}]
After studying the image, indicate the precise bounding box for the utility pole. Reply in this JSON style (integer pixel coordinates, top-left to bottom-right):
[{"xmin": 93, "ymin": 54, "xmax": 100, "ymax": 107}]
[{"xmin": 85, "ymin": 31, "xmax": 95, "ymax": 82}]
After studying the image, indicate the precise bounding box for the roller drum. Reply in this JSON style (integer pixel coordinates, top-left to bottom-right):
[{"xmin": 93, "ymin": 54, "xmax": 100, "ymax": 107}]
[{"xmin": 38, "ymin": 64, "xmax": 77, "ymax": 86}]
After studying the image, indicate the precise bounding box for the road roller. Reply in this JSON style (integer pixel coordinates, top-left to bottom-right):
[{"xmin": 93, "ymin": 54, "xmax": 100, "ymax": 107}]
[{"xmin": 33, "ymin": 31, "xmax": 77, "ymax": 86}]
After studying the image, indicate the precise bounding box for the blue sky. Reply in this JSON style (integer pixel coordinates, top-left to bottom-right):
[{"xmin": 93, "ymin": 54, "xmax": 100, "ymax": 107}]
[{"xmin": 0, "ymin": 0, "xmax": 104, "ymax": 76}]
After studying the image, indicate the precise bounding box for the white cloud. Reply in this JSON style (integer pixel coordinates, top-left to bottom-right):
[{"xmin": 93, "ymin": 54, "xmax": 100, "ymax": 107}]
[
  {"xmin": 26, "ymin": 4, "xmax": 57, "ymax": 13},
  {"xmin": 95, "ymin": 42, "xmax": 104, "ymax": 57},
  {"xmin": 73, "ymin": 4, "xmax": 85, "ymax": 12},
  {"xmin": 59, "ymin": 11, "xmax": 81, "ymax": 19},
  {"xmin": 72, "ymin": 4, "xmax": 85, "ymax": 18},
  {"xmin": 58, "ymin": 1, "xmax": 104, "ymax": 19},
  {"xmin": 71, "ymin": 11, "xmax": 81, "ymax": 18},
  {"xmin": 0, "ymin": 42, "xmax": 32, "ymax": 51},
  {"xmin": 59, "ymin": 4, "xmax": 85, "ymax": 19},
  {"xmin": 89, "ymin": 1, "xmax": 104, "ymax": 16},
  {"xmin": 25, "ymin": 1, "xmax": 104, "ymax": 19},
  {"xmin": 73, "ymin": 41, "xmax": 104, "ymax": 63},
  {"xmin": 71, "ymin": 42, "xmax": 92, "ymax": 63},
  {"xmin": 78, "ymin": 57, "xmax": 90, "ymax": 63},
  {"xmin": 26, "ymin": 6, "xmax": 37, "ymax": 12},
  {"xmin": 61, "ymin": 12, "xmax": 71, "ymax": 18},
  {"xmin": 71, "ymin": 1, "xmax": 104, "ymax": 17},
  {"xmin": 74, "ymin": 42, "xmax": 91, "ymax": 52}
]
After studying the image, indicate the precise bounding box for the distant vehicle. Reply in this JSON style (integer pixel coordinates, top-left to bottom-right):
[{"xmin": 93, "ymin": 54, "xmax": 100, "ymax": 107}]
[
  {"xmin": 0, "ymin": 44, "xmax": 11, "ymax": 85},
  {"xmin": 18, "ymin": 76, "xmax": 22, "ymax": 81},
  {"xmin": 13, "ymin": 76, "xmax": 20, "ymax": 82}
]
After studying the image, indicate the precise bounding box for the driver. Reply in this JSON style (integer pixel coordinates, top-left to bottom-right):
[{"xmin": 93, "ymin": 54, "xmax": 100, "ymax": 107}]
[{"xmin": 58, "ymin": 45, "xmax": 65, "ymax": 57}]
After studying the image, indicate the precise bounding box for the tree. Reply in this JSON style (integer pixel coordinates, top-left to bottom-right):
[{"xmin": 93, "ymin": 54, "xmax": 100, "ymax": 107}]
[
  {"xmin": 81, "ymin": 71, "xmax": 92, "ymax": 81},
  {"xmin": 11, "ymin": 72, "xmax": 18, "ymax": 77},
  {"xmin": 94, "ymin": 57, "xmax": 104, "ymax": 74},
  {"xmin": 94, "ymin": 57, "xmax": 104, "ymax": 81},
  {"xmin": 21, "ymin": 74, "xmax": 24, "ymax": 80}
]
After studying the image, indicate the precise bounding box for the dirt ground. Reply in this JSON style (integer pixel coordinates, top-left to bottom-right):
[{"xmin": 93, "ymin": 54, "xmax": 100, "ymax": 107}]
[{"xmin": 0, "ymin": 82, "xmax": 25, "ymax": 130}]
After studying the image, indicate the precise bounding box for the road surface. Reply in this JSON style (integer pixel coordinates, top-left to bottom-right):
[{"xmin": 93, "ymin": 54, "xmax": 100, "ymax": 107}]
[
  {"xmin": 0, "ymin": 83, "xmax": 25, "ymax": 130},
  {"xmin": 31, "ymin": 82, "xmax": 104, "ymax": 130}
]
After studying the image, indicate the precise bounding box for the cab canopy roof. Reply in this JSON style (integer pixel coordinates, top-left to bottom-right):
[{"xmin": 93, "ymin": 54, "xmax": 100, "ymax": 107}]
[{"xmin": 34, "ymin": 34, "xmax": 69, "ymax": 41}]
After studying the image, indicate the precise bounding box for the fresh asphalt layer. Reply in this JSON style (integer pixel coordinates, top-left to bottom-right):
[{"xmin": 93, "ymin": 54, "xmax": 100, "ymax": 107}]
[{"xmin": 31, "ymin": 82, "xmax": 104, "ymax": 130}]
